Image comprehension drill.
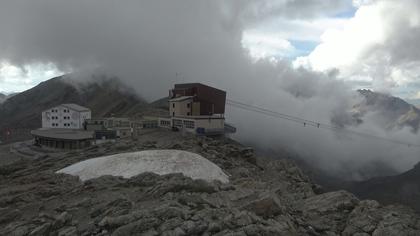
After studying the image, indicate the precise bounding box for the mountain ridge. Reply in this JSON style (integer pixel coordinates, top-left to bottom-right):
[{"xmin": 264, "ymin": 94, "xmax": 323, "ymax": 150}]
[
  {"xmin": 0, "ymin": 74, "xmax": 149, "ymax": 142},
  {"xmin": 353, "ymin": 89, "xmax": 420, "ymax": 132}
]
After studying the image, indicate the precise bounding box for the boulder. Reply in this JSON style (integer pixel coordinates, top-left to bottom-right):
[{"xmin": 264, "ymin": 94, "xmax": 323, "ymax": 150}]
[
  {"xmin": 299, "ymin": 191, "xmax": 359, "ymax": 232},
  {"xmin": 242, "ymin": 193, "xmax": 284, "ymax": 217}
]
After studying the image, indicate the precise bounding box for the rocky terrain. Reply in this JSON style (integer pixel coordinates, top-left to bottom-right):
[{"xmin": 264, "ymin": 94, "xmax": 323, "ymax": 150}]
[{"xmin": 1, "ymin": 129, "xmax": 420, "ymax": 235}]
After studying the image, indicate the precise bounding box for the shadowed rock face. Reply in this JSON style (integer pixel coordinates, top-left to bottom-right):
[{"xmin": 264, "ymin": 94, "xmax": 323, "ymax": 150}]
[{"xmin": 0, "ymin": 130, "xmax": 419, "ymax": 235}]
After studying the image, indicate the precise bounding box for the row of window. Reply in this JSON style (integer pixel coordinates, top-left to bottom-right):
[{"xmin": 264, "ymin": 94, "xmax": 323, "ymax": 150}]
[
  {"xmin": 171, "ymin": 119, "xmax": 195, "ymax": 129},
  {"xmin": 173, "ymin": 119, "xmax": 183, "ymax": 127},
  {"xmin": 183, "ymin": 120, "xmax": 195, "ymax": 129},
  {"xmin": 160, "ymin": 120, "xmax": 171, "ymax": 126},
  {"xmin": 172, "ymin": 103, "xmax": 191, "ymax": 108},
  {"xmin": 52, "ymin": 123, "xmax": 72, "ymax": 127},
  {"xmin": 51, "ymin": 109, "xmax": 70, "ymax": 113},
  {"xmin": 52, "ymin": 116, "xmax": 71, "ymax": 120},
  {"xmin": 172, "ymin": 112, "xmax": 191, "ymax": 116}
]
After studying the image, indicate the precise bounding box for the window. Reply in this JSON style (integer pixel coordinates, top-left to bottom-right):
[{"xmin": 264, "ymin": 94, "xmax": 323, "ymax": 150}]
[
  {"xmin": 187, "ymin": 112, "xmax": 190, "ymax": 116},
  {"xmin": 172, "ymin": 103, "xmax": 175, "ymax": 108},
  {"xmin": 187, "ymin": 103, "xmax": 190, "ymax": 108},
  {"xmin": 173, "ymin": 119, "xmax": 183, "ymax": 128},
  {"xmin": 183, "ymin": 120, "xmax": 195, "ymax": 129},
  {"xmin": 160, "ymin": 120, "xmax": 170, "ymax": 126},
  {"xmin": 172, "ymin": 112, "xmax": 175, "ymax": 117}
]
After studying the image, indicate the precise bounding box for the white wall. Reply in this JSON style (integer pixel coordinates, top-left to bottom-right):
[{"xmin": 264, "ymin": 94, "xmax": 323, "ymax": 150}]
[
  {"xmin": 168, "ymin": 117, "xmax": 224, "ymax": 134},
  {"xmin": 169, "ymin": 98, "xmax": 193, "ymax": 117},
  {"xmin": 42, "ymin": 105, "xmax": 91, "ymax": 129},
  {"xmin": 195, "ymin": 118, "xmax": 224, "ymax": 130}
]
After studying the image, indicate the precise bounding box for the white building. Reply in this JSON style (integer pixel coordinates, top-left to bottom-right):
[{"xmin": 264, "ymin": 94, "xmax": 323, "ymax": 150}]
[{"xmin": 42, "ymin": 104, "xmax": 91, "ymax": 129}]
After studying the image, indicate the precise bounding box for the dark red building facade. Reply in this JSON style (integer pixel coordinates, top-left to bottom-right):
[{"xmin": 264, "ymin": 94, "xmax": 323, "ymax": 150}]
[{"xmin": 170, "ymin": 83, "xmax": 226, "ymax": 115}]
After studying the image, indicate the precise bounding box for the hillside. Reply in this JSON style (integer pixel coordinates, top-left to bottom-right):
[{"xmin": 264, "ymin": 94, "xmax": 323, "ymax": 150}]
[
  {"xmin": 0, "ymin": 130, "xmax": 419, "ymax": 235},
  {"xmin": 149, "ymin": 96, "xmax": 169, "ymax": 110},
  {"xmin": 341, "ymin": 162, "xmax": 420, "ymax": 212},
  {"xmin": 353, "ymin": 89, "xmax": 420, "ymax": 132},
  {"xmin": 0, "ymin": 75, "xmax": 149, "ymax": 142},
  {"xmin": 0, "ymin": 93, "xmax": 16, "ymax": 104},
  {"xmin": 0, "ymin": 93, "xmax": 5, "ymax": 103}
]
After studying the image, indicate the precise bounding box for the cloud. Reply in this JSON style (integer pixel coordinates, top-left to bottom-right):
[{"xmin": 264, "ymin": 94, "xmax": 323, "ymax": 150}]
[
  {"xmin": 0, "ymin": 0, "xmax": 419, "ymax": 179},
  {"xmin": 241, "ymin": 31, "xmax": 296, "ymax": 60},
  {"xmin": 0, "ymin": 63, "xmax": 61, "ymax": 92},
  {"xmin": 296, "ymin": 0, "xmax": 420, "ymax": 99}
]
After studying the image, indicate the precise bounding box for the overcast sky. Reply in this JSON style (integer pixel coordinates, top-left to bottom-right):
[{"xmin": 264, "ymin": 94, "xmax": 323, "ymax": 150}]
[{"xmin": 1, "ymin": 0, "xmax": 420, "ymax": 104}]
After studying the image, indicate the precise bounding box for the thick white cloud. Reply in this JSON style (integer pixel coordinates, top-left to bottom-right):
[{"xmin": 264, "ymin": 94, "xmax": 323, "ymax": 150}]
[
  {"xmin": 0, "ymin": 63, "xmax": 61, "ymax": 92},
  {"xmin": 241, "ymin": 30, "xmax": 296, "ymax": 60},
  {"xmin": 295, "ymin": 0, "xmax": 420, "ymax": 98}
]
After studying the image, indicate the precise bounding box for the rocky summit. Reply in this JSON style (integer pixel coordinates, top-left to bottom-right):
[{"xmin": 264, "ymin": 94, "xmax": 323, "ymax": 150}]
[{"xmin": 1, "ymin": 130, "xmax": 420, "ymax": 236}]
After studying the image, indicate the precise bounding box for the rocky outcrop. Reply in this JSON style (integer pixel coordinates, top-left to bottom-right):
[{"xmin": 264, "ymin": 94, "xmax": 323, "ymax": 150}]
[{"xmin": 0, "ymin": 129, "xmax": 419, "ymax": 235}]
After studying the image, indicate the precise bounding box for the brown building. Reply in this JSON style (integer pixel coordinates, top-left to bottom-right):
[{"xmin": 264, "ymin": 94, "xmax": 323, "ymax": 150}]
[
  {"xmin": 160, "ymin": 83, "xmax": 236, "ymax": 136},
  {"xmin": 169, "ymin": 83, "xmax": 226, "ymax": 116}
]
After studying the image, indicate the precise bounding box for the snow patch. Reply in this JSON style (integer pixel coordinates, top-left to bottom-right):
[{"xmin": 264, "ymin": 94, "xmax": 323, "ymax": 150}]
[{"xmin": 57, "ymin": 150, "xmax": 229, "ymax": 183}]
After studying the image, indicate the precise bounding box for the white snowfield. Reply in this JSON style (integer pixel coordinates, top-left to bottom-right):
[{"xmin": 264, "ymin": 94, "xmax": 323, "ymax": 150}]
[{"xmin": 57, "ymin": 150, "xmax": 229, "ymax": 183}]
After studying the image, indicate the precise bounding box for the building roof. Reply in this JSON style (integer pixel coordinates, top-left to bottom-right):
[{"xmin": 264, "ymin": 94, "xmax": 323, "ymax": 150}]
[
  {"xmin": 174, "ymin": 83, "xmax": 226, "ymax": 93},
  {"xmin": 61, "ymin": 103, "xmax": 91, "ymax": 112},
  {"xmin": 31, "ymin": 128, "xmax": 94, "ymax": 140},
  {"xmin": 169, "ymin": 96, "xmax": 194, "ymax": 102}
]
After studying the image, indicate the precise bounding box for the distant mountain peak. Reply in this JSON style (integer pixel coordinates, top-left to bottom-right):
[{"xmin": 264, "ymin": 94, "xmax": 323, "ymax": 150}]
[{"xmin": 354, "ymin": 89, "xmax": 420, "ymax": 132}]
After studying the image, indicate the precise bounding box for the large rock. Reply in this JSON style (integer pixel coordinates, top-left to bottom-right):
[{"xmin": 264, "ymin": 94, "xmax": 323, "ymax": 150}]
[
  {"xmin": 242, "ymin": 193, "xmax": 284, "ymax": 217},
  {"xmin": 298, "ymin": 191, "xmax": 359, "ymax": 233}
]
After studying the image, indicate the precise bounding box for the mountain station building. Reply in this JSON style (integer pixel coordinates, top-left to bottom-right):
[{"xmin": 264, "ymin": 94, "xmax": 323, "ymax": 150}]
[
  {"xmin": 158, "ymin": 83, "xmax": 236, "ymax": 135},
  {"xmin": 41, "ymin": 103, "xmax": 91, "ymax": 129},
  {"xmin": 32, "ymin": 103, "xmax": 94, "ymax": 149}
]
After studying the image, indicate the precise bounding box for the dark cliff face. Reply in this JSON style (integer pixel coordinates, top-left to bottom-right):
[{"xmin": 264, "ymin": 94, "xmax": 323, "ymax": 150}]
[
  {"xmin": 0, "ymin": 75, "xmax": 147, "ymax": 142},
  {"xmin": 355, "ymin": 89, "xmax": 420, "ymax": 132}
]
